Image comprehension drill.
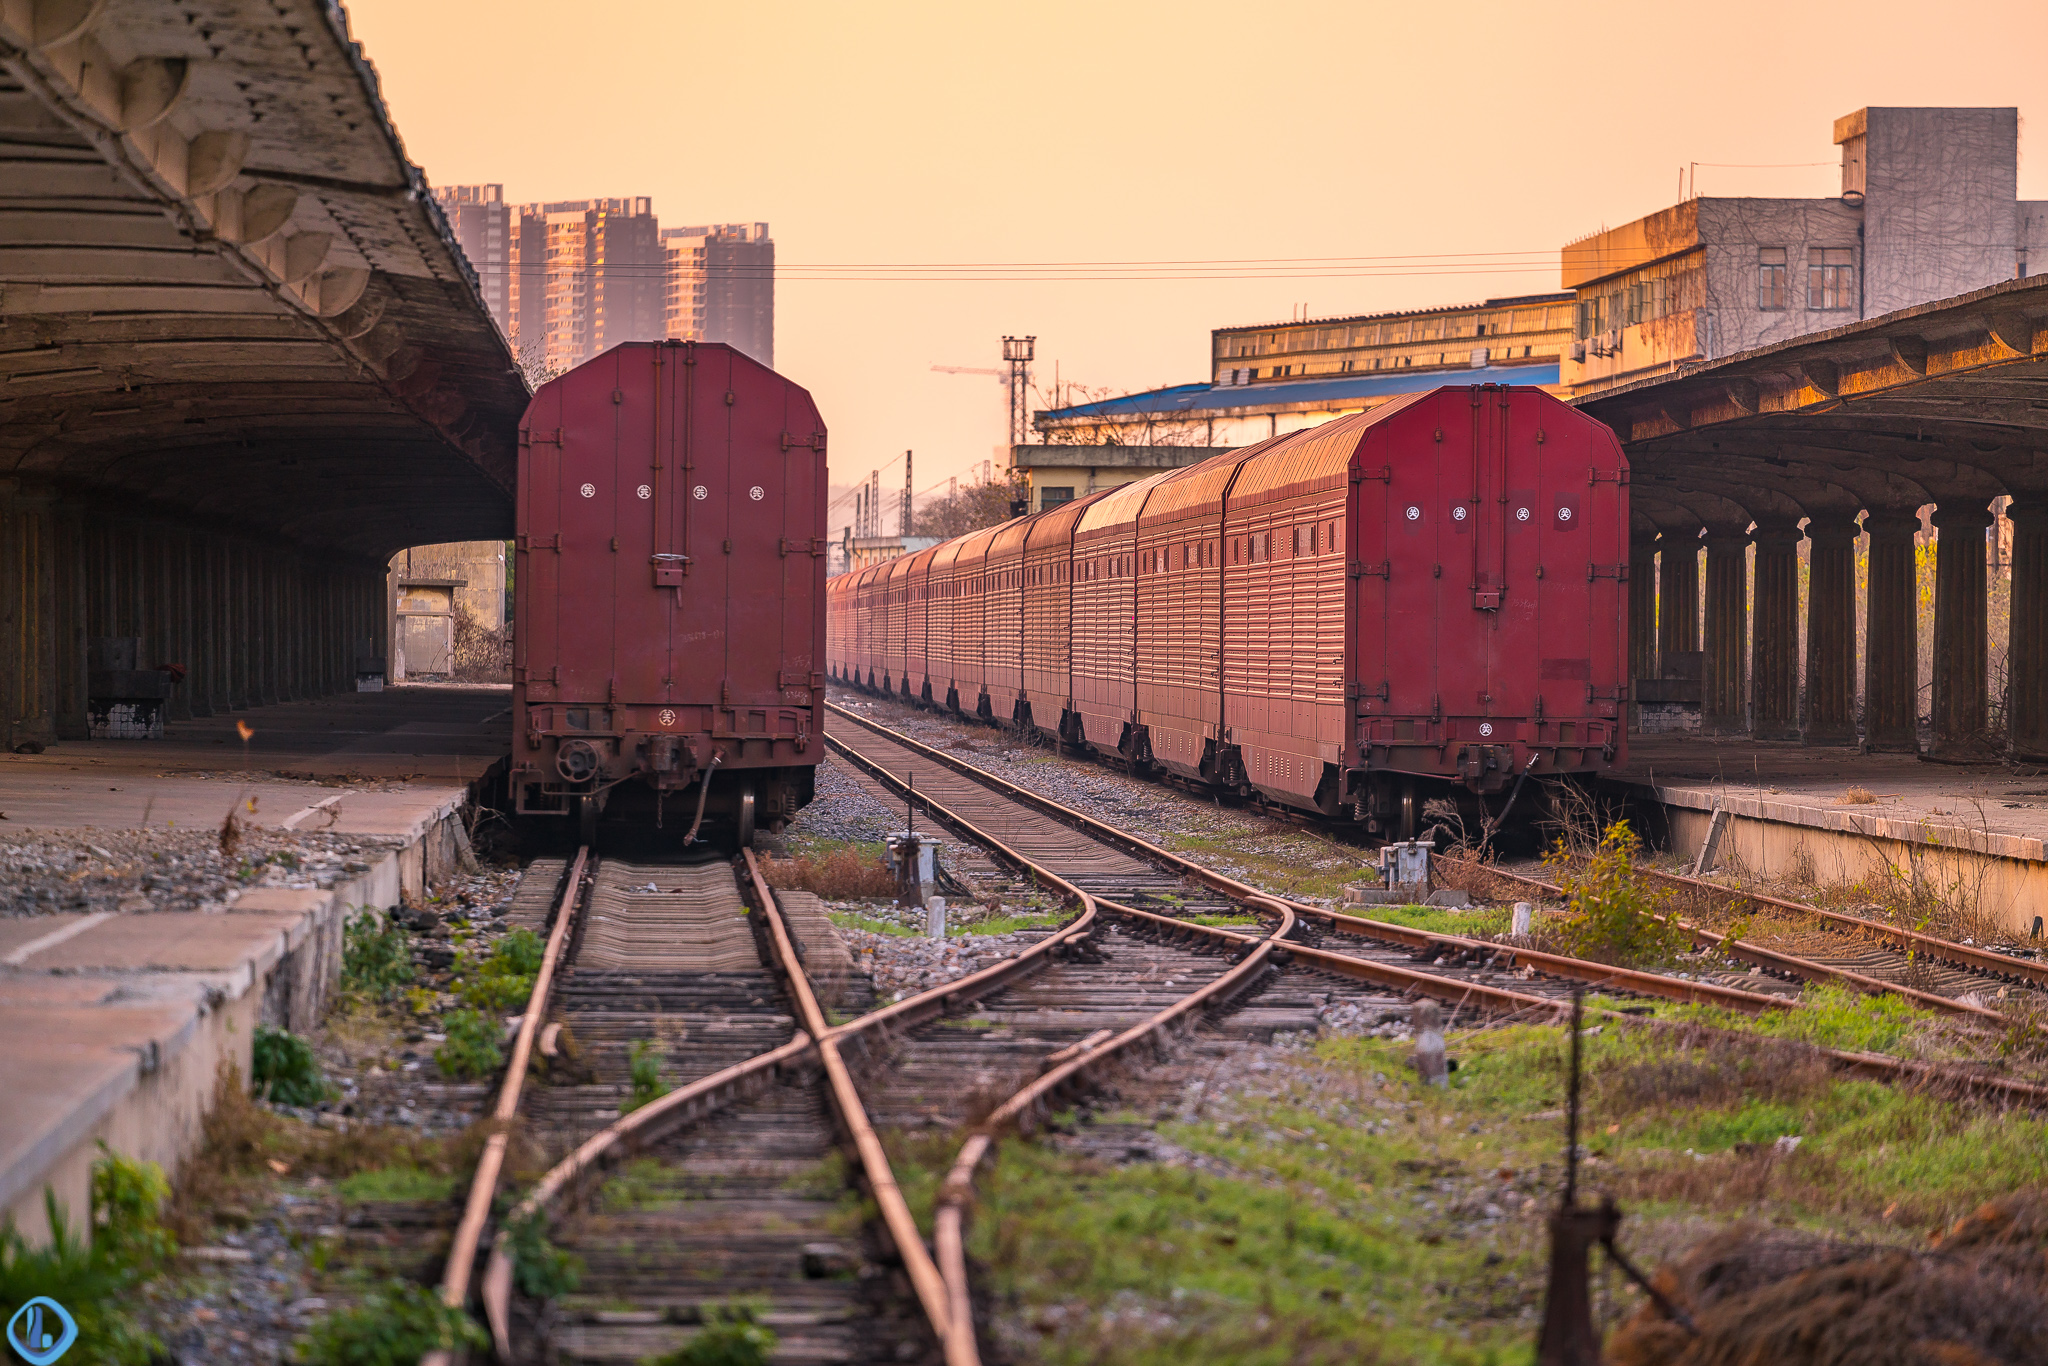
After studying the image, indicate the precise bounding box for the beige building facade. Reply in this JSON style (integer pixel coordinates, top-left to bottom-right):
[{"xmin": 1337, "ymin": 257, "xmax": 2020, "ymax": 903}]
[
  {"xmin": 384, "ymin": 541, "xmax": 508, "ymax": 682},
  {"xmin": 1210, "ymin": 293, "xmax": 1572, "ymax": 387},
  {"xmin": 1563, "ymin": 107, "xmax": 2048, "ymax": 395}
]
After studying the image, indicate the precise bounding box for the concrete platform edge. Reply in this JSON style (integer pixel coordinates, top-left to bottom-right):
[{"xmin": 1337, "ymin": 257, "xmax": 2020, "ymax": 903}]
[
  {"xmin": 0, "ymin": 791, "xmax": 474, "ymax": 1245},
  {"xmin": 1629, "ymin": 781, "xmax": 2048, "ymax": 934}
]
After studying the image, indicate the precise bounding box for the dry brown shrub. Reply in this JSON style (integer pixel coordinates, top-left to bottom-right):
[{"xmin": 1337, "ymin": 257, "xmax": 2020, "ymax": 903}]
[
  {"xmin": 1607, "ymin": 1192, "xmax": 2048, "ymax": 1366},
  {"xmin": 760, "ymin": 846, "xmax": 896, "ymax": 899},
  {"xmin": 1429, "ymin": 847, "xmax": 1526, "ymax": 904},
  {"xmin": 451, "ymin": 603, "xmax": 511, "ymax": 682},
  {"xmin": 1839, "ymin": 786, "xmax": 1879, "ymax": 805},
  {"xmin": 167, "ymin": 1061, "xmax": 518, "ymax": 1239}
]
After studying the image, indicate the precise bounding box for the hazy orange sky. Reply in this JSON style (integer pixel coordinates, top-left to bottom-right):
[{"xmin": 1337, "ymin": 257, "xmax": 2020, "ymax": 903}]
[{"xmin": 344, "ymin": 0, "xmax": 2048, "ymax": 521}]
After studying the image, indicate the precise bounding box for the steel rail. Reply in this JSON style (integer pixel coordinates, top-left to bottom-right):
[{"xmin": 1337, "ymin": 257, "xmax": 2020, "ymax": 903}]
[
  {"xmin": 824, "ymin": 705, "xmax": 1989, "ymax": 1020},
  {"xmin": 840, "ymin": 721, "xmax": 2048, "ymax": 1364},
  {"xmin": 462, "ymin": 813, "xmax": 1113, "ymax": 1362},
  {"xmin": 831, "ymin": 710, "xmax": 2048, "ymax": 1106},
  {"xmin": 477, "ymin": 1032, "xmax": 816, "ymax": 1358},
  {"xmin": 843, "ymin": 746, "xmax": 2048, "ymax": 1366},
  {"xmin": 1445, "ymin": 864, "xmax": 2004, "ymax": 1021},
  {"xmin": 438, "ymin": 847, "xmax": 588, "ymax": 1312},
  {"xmin": 1641, "ymin": 864, "xmax": 2048, "ymax": 990},
  {"xmin": 830, "ymin": 700, "xmax": 2039, "ymax": 1005},
  {"xmin": 931, "ymin": 897, "xmax": 1297, "ymax": 1366},
  {"xmin": 738, "ymin": 848, "xmax": 956, "ymax": 1346}
]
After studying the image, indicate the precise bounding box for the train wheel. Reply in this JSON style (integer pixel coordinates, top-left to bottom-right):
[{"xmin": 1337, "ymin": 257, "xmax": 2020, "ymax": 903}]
[
  {"xmin": 736, "ymin": 783, "xmax": 757, "ymax": 849},
  {"xmin": 1398, "ymin": 780, "xmax": 1417, "ymax": 842},
  {"xmin": 573, "ymin": 795, "xmax": 598, "ymax": 848}
]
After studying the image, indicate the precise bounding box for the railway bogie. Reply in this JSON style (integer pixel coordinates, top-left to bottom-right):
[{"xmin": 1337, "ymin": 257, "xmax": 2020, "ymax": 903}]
[{"xmin": 828, "ymin": 383, "xmax": 1629, "ymax": 829}]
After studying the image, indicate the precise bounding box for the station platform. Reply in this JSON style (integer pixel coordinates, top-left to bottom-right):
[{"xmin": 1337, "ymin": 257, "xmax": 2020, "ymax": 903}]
[
  {"xmin": 1613, "ymin": 734, "xmax": 2048, "ymax": 930},
  {"xmin": 0, "ymin": 685, "xmax": 512, "ymax": 1244}
]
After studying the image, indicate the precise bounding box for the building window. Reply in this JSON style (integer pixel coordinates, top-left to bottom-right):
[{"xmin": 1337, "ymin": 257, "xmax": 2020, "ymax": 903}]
[
  {"xmin": 1040, "ymin": 486, "xmax": 1074, "ymax": 507},
  {"xmin": 1758, "ymin": 248, "xmax": 1789, "ymax": 310},
  {"xmin": 1626, "ymin": 277, "xmax": 1667, "ymax": 326},
  {"xmin": 1808, "ymin": 248, "xmax": 1855, "ymax": 310}
]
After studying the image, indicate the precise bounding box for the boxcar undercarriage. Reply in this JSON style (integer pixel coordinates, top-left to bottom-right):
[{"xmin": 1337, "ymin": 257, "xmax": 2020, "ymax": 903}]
[{"xmin": 831, "ymin": 673, "xmax": 1587, "ymax": 850}]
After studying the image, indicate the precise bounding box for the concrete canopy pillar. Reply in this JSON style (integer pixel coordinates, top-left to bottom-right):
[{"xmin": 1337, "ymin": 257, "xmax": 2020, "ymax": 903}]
[
  {"xmin": 1863, "ymin": 510, "xmax": 1921, "ymax": 751},
  {"xmin": 1628, "ymin": 535, "xmax": 1658, "ymax": 725},
  {"xmin": 1930, "ymin": 501, "xmax": 1996, "ymax": 758},
  {"xmin": 1702, "ymin": 531, "xmax": 1749, "ymax": 732},
  {"xmin": 1803, "ymin": 516, "xmax": 1860, "ymax": 745},
  {"xmin": 51, "ymin": 500, "xmax": 88, "ymax": 740},
  {"xmin": 1749, "ymin": 523, "xmax": 1802, "ymax": 740},
  {"xmin": 1657, "ymin": 530, "xmax": 1700, "ymax": 663},
  {"xmin": 2011, "ymin": 502, "xmax": 2048, "ymax": 760}
]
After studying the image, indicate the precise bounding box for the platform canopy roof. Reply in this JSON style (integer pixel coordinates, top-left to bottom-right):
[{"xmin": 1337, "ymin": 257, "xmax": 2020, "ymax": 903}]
[
  {"xmin": 1574, "ymin": 274, "xmax": 2048, "ymax": 539},
  {"xmin": 0, "ymin": 0, "xmax": 528, "ymax": 560}
]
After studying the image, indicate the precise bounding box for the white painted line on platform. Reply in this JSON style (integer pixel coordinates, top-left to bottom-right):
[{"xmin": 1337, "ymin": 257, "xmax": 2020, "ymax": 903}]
[
  {"xmin": 4, "ymin": 913, "xmax": 113, "ymax": 967},
  {"xmin": 281, "ymin": 794, "xmax": 347, "ymax": 830}
]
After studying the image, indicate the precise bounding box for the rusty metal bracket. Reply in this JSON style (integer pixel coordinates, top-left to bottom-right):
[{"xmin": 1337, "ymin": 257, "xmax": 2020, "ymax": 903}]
[
  {"xmin": 1349, "ymin": 561, "xmax": 1391, "ymax": 579},
  {"xmin": 1587, "ymin": 466, "xmax": 1628, "ymax": 484},
  {"xmin": 1586, "ymin": 563, "xmax": 1629, "ymax": 581},
  {"xmin": 1350, "ymin": 466, "xmax": 1392, "ymax": 483}
]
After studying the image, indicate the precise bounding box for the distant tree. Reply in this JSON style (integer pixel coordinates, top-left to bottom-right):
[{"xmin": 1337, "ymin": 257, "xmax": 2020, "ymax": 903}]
[
  {"xmin": 516, "ymin": 342, "xmax": 563, "ymax": 391},
  {"xmin": 1031, "ymin": 381, "xmax": 1214, "ymax": 447},
  {"xmin": 913, "ymin": 478, "xmax": 1020, "ymax": 538}
]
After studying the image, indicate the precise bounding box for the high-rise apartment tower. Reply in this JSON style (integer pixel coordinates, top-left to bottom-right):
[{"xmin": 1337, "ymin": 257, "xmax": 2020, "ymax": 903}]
[{"xmin": 663, "ymin": 222, "xmax": 774, "ymax": 367}]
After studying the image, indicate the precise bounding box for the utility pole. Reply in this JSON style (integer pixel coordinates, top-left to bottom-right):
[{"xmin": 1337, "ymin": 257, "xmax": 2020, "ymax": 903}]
[
  {"xmin": 1002, "ymin": 335, "xmax": 1035, "ymax": 449},
  {"xmin": 903, "ymin": 450, "xmax": 913, "ymax": 538}
]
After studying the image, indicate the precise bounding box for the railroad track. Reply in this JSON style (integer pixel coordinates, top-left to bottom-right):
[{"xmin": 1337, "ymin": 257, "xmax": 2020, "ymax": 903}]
[
  {"xmin": 825, "ymin": 699, "xmax": 2047, "ymax": 1021},
  {"xmin": 418, "ymin": 705, "xmax": 2048, "ymax": 1366},
  {"xmin": 812, "ymin": 701, "xmax": 2048, "ymax": 1365}
]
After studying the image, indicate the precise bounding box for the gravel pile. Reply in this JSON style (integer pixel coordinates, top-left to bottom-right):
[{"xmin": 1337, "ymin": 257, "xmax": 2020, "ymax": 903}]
[
  {"xmin": 0, "ymin": 827, "xmax": 403, "ymax": 917},
  {"xmin": 841, "ymin": 924, "xmax": 1057, "ymax": 1001},
  {"xmin": 1312, "ymin": 995, "xmax": 1421, "ymax": 1038},
  {"xmin": 789, "ymin": 753, "xmax": 907, "ymax": 844},
  {"xmin": 138, "ymin": 1202, "xmax": 322, "ymax": 1365}
]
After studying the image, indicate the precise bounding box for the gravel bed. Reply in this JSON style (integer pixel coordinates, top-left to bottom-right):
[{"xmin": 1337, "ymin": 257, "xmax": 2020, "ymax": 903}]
[
  {"xmin": 138, "ymin": 1203, "xmax": 323, "ymax": 1365},
  {"xmin": 789, "ymin": 752, "xmax": 905, "ymax": 844},
  {"xmin": 0, "ymin": 827, "xmax": 405, "ymax": 917},
  {"xmin": 830, "ymin": 689, "xmax": 1378, "ymax": 903},
  {"xmin": 840, "ymin": 923, "xmax": 1058, "ymax": 1001}
]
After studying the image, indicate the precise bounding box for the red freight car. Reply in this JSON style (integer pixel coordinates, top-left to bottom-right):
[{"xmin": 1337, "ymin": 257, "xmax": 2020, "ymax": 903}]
[
  {"xmin": 829, "ymin": 385, "xmax": 1626, "ymax": 834},
  {"xmin": 514, "ymin": 341, "xmax": 828, "ymax": 847}
]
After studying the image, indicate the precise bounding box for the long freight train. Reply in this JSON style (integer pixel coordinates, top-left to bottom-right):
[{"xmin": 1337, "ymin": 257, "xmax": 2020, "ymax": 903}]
[
  {"xmin": 828, "ymin": 384, "xmax": 1627, "ymax": 837},
  {"xmin": 513, "ymin": 341, "xmax": 828, "ymax": 847}
]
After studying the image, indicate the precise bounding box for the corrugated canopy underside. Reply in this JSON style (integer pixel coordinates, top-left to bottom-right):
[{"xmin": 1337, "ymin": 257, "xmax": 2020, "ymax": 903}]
[
  {"xmin": 1576, "ymin": 274, "xmax": 2048, "ymax": 537},
  {"xmin": 0, "ymin": 0, "xmax": 527, "ymax": 560}
]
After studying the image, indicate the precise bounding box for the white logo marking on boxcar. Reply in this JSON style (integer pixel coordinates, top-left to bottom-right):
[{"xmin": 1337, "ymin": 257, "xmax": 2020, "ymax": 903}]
[
  {"xmin": 693, "ymin": 485, "xmax": 708, "ymax": 500},
  {"xmin": 658, "ymin": 708, "xmax": 676, "ymax": 727},
  {"xmin": 1479, "ymin": 722, "xmax": 1493, "ymax": 736},
  {"xmin": 579, "ymin": 483, "xmax": 596, "ymax": 498},
  {"xmin": 637, "ymin": 485, "xmax": 652, "ymax": 500},
  {"xmin": 1516, "ymin": 507, "xmax": 1530, "ymax": 522},
  {"xmin": 1451, "ymin": 506, "xmax": 1468, "ymax": 522},
  {"xmin": 1557, "ymin": 506, "xmax": 1573, "ymax": 522},
  {"xmin": 749, "ymin": 486, "xmax": 765, "ymax": 501},
  {"xmin": 1404, "ymin": 506, "xmax": 1421, "ymax": 521}
]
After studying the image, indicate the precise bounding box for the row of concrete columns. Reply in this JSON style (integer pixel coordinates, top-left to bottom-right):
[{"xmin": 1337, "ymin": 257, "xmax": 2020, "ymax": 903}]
[
  {"xmin": 1629, "ymin": 504, "xmax": 2048, "ymax": 758},
  {"xmin": 0, "ymin": 480, "xmax": 388, "ymax": 749}
]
